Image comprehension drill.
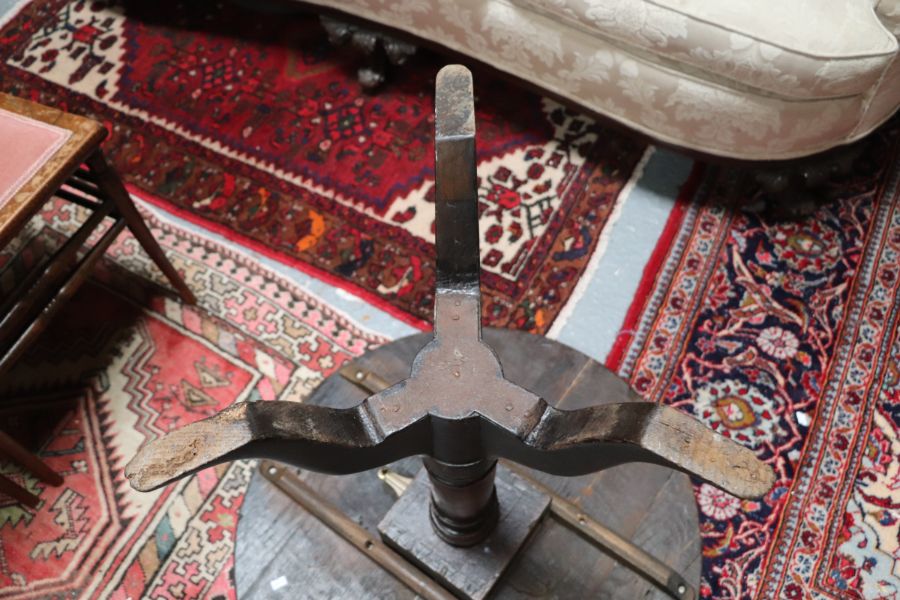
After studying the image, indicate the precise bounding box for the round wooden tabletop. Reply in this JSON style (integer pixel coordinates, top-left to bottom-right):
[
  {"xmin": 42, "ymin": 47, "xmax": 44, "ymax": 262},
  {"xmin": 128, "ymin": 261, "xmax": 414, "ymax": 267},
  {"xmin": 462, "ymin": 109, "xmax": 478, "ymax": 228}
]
[{"xmin": 236, "ymin": 328, "xmax": 701, "ymax": 599}]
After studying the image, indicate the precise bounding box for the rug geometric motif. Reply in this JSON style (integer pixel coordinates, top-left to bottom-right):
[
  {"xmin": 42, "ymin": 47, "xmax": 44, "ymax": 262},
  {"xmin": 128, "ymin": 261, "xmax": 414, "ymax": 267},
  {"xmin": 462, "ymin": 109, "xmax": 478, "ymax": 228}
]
[
  {"xmin": 614, "ymin": 119, "xmax": 900, "ymax": 599},
  {"xmin": 0, "ymin": 197, "xmax": 384, "ymax": 599},
  {"xmin": 0, "ymin": 0, "xmax": 647, "ymax": 331}
]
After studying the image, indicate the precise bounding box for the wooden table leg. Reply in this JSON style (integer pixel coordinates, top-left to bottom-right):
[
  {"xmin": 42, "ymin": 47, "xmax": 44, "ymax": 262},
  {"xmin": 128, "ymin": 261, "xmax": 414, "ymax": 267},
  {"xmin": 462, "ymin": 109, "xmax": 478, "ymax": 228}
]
[
  {"xmin": 0, "ymin": 429, "xmax": 52, "ymax": 511},
  {"xmin": 85, "ymin": 151, "xmax": 197, "ymax": 305},
  {"xmin": 0, "ymin": 430, "xmax": 62, "ymax": 486},
  {"xmin": 0, "ymin": 473, "xmax": 39, "ymax": 508}
]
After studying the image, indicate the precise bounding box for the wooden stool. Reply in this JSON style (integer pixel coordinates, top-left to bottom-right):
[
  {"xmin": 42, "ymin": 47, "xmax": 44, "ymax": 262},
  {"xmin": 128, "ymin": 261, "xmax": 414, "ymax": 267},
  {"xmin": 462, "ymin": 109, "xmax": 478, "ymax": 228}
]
[{"xmin": 0, "ymin": 93, "xmax": 196, "ymax": 506}]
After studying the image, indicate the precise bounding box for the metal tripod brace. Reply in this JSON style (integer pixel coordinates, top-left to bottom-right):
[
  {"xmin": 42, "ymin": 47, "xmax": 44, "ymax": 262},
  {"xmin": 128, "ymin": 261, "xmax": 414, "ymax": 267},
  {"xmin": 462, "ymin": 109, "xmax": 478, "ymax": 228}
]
[{"xmin": 126, "ymin": 65, "xmax": 774, "ymax": 599}]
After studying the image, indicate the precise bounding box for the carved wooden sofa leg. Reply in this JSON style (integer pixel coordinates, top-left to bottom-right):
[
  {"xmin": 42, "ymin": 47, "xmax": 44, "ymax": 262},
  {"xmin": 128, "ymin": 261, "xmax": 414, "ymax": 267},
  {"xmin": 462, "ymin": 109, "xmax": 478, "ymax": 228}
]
[{"xmin": 319, "ymin": 16, "xmax": 417, "ymax": 89}]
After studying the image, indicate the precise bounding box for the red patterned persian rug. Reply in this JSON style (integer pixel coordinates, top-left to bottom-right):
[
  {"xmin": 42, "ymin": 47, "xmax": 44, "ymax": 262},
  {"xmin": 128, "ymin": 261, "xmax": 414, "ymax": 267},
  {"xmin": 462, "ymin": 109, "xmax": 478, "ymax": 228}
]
[
  {"xmin": 0, "ymin": 114, "xmax": 897, "ymax": 600},
  {"xmin": 0, "ymin": 197, "xmax": 384, "ymax": 599},
  {"xmin": 611, "ymin": 119, "xmax": 900, "ymax": 599},
  {"xmin": 0, "ymin": 0, "xmax": 646, "ymax": 332}
]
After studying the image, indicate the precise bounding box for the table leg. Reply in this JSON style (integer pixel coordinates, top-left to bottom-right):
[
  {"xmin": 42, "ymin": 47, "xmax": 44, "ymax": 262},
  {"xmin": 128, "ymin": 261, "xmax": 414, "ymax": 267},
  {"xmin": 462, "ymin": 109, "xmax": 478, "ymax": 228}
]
[{"xmin": 85, "ymin": 151, "xmax": 197, "ymax": 304}]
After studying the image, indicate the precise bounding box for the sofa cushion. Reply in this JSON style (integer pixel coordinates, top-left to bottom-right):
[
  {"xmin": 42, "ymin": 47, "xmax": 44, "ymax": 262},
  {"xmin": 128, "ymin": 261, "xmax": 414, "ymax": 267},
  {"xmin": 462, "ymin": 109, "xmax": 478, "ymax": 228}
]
[
  {"xmin": 513, "ymin": 0, "xmax": 898, "ymax": 99},
  {"xmin": 878, "ymin": 0, "xmax": 900, "ymax": 35},
  {"xmin": 309, "ymin": 0, "xmax": 900, "ymax": 159}
]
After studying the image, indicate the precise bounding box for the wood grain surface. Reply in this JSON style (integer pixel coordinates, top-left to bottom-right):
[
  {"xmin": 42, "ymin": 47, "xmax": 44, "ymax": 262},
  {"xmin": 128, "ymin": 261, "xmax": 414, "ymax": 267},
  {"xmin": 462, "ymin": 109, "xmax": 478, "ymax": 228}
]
[{"xmin": 236, "ymin": 329, "xmax": 701, "ymax": 599}]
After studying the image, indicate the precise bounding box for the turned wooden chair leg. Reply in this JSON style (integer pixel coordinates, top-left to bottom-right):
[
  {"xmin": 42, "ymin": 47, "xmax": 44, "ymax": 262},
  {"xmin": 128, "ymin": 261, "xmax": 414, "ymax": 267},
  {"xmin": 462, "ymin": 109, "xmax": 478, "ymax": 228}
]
[
  {"xmin": 0, "ymin": 388, "xmax": 82, "ymax": 507},
  {"xmin": 85, "ymin": 151, "xmax": 197, "ymax": 305},
  {"xmin": 0, "ymin": 430, "xmax": 62, "ymax": 486},
  {"xmin": 0, "ymin": 429, "xmax": 60, "ymax": 508},
  {"xmin": 0, "ymin": 473, "xmax": 39, "ymax": 508}
]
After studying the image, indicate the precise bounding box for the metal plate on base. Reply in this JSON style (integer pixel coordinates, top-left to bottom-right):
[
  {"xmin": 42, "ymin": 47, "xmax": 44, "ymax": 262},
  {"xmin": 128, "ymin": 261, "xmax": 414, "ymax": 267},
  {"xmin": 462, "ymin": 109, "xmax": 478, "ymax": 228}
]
[{"xmin": 379, "ymin": 466, "xmax": 550, "ymax": 600}]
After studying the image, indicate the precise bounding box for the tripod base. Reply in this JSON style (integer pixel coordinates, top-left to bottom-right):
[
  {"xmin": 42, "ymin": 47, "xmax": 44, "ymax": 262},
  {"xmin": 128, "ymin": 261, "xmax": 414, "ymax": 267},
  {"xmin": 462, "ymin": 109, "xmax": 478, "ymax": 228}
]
[{"xmin": 235, "ymin": 328, "xmax": 701, "ymax": 599}]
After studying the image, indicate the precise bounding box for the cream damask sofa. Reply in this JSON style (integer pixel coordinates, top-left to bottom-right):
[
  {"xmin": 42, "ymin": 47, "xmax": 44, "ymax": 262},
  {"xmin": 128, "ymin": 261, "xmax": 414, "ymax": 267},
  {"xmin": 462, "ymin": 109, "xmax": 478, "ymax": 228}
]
[{"xmin": 303, "ymin": 0, "xmax": 900, "ymax": 161}]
